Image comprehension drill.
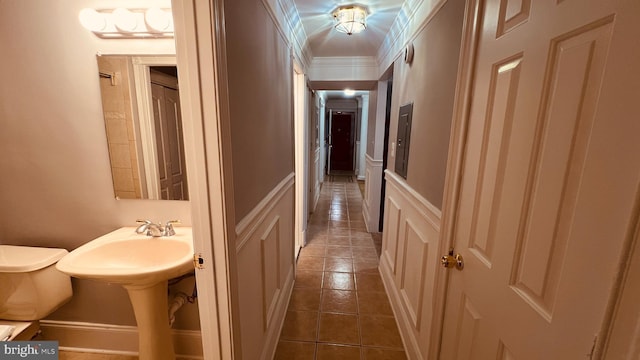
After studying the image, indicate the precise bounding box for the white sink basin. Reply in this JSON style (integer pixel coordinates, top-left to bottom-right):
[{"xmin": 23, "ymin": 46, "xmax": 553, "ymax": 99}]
[
  {"xmin": 56, "ymin": 226, "xmax": 194, "ymax": 288},
  {"xmin": 56, "ymin": 226, "xmax": 194, "ymax": 360}
]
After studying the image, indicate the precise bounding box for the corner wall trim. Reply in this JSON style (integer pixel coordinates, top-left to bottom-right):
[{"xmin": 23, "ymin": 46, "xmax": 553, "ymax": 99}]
[{"xmin": 39, "ymin": 320, "xmax": 203, "ymax": 359}]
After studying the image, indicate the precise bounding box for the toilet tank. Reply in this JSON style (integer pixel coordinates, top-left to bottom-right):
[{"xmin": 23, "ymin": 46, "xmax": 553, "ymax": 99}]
[{"xmin": 0, "ymin": 245, "xmax": 73, "ymax": 321}]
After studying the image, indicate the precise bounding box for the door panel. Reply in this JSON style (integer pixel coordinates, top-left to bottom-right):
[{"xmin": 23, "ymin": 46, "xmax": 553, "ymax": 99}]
[
  {"xmin": 441, "ymin": 0, "xmax": 640, "ymax": 358},
  {"xmin": 329, "ymin": 113, "xmax": 354, "ymax": 173},
  {"xmin": 151, "ymin": 83, "xmax": 170, "ymax": 199},
  {"xmin": 466, "ymin": 55, "xmax": 522, "ymax": 269},
  {"xmin": 510, "ymin": 19, "xmax": 612, "ymax": 319},
  {"xmin": 165, "ymin": 87, "xmax": 188, "ymax": 200},
  {"xmin": 151, "ymin": 82, "xmax": 188, "ymax": 200}
]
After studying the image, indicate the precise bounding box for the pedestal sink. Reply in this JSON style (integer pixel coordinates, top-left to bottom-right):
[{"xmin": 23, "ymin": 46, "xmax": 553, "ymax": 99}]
[{"xmin": 56, "ymin": 226, "xmax": 194, "ymax": 360}]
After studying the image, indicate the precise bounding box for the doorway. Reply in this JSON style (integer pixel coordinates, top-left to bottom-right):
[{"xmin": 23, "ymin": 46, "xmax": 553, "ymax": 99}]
[
  {"xmin": 378, "ymin": 78, "xmax": 393, "ymax": 231},
  {"xmin": 150, "ymin": 67, "xmax": 188, "ymax": 200},
  {"xmin": 328, "ymin": 111, "xmax": 355, "ymax": 175}
]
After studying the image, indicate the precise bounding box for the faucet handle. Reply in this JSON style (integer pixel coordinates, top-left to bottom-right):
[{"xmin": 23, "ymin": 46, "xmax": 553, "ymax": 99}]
[
  {"xmin": 164, "ymin": 220, "xmax": 180, "ymax": 236},
  {"xmin": 135, "ymin": 219, "xmax": 152, "ymax": 234}
]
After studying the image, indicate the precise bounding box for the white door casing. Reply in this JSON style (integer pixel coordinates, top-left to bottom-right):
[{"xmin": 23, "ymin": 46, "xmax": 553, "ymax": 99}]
[
  {"xmin": 440, "ymin": 0, "xmax": 640, "ymax": 358},
  {"xmin": 131, "ymin": 56, "xmax": 177, "ymax": 200},
  {"xmin": 172, "ymin": 0, "xmax": 238, "ymax": 358},
  {"xmin": 294, "ymin": 65, "xmax": 308, "ymax": 255}
]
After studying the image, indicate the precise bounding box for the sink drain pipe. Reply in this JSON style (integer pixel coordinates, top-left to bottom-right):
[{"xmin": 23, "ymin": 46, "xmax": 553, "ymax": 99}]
[{"xmin": 168, "ymin": 284, "xmax": 197, "ymax": 327}]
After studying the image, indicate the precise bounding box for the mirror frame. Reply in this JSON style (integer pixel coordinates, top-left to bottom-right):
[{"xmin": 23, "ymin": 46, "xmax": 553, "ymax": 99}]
[{"xmin": 131, "ymin": 55, "xmax": 178, "ymax": 200}]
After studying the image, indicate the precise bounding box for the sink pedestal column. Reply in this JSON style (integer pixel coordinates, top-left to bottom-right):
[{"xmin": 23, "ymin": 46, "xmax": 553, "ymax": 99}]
[{"xmin": 125, "ymin": 281, "xmax": 175, "ymax": 360}]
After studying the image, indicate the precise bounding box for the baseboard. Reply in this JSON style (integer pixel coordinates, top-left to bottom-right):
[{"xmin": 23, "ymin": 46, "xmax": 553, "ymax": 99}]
[{"xmin": 39, "ymin": 320, "xmax": 203, "ymax": 359}]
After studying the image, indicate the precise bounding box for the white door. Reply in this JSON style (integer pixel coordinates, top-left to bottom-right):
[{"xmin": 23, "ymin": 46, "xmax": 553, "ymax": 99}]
[
  {"xmin": 151, "ymin": 78, "xmax": 189, "ymax": 201},
  {"xmin": 440, "ymin": 0, "xmax": 640, "ymax": 358}
]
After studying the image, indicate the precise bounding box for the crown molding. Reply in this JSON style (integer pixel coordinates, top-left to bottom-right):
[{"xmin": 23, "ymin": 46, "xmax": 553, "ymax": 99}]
[
  {"xmin": 262, "ymin": 0, "xmax": 452, "ymax": 80},
  {"xmin": 376, "ymin": 0, "xmax": 448, "ymax": 75},
  {"xmin": 261, "ymin": 0, "xmax": 313, "ymax": 71}
]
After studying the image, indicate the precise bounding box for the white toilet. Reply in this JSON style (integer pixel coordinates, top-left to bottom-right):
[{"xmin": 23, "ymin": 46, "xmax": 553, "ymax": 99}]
[{"xmin": 0, "ymin": 245, "xmax": 72, "ymax": 322}]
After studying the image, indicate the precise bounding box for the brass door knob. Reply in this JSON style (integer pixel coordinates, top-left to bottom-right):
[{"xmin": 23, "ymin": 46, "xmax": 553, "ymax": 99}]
[{"xmin": 441, "ymin": 253, "xmax": 464, "ymax": 270}]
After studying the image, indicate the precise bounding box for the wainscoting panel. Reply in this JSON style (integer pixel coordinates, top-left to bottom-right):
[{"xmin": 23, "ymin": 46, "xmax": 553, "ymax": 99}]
[
  {"xmin": 380, "ymin": 170, "xmax": 443, "ymax": 360},
  {"xmin": 363, "ymin": 154, "xmax": 384, "ymax": 232},
  {"xmin": 383, "ymin": 197, "xmax": 402, "ymax": 275},
  {"xmin": 399, "ymin": 220, "xmax": 429, "ymax": 330},
  {"xmin": 235, "ymin": 174, "xmax": 295, "ymax": 360},
  {"xmin": 260, "ymin": 216, "xmax": 281, "ymax": 330}
]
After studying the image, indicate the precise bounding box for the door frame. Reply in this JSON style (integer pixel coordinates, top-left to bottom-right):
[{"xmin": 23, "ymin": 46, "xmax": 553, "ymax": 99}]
[
  {"xmin": 597, "ymin": 197, "xmax": 640, "ymax": 357},
  {"xmin": 172, "ymin": 0, "xmax": 238, "ymax": 358},
  {"xmin": 326, "ymin": 110, "xmax": 332, "ymax": 174},
  {"xmin": 293, "ymin": 62, "xmax": 308, "ymax": 255},
  {"xmin": 131, "ymin": 56, "xmax": 177, "ymax": 200}
]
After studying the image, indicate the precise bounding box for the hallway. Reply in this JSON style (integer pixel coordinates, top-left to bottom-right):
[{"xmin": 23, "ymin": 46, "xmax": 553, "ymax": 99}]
[{"xmin": 274, "ymin": 179, "xmax": 406, "ymax": 359}]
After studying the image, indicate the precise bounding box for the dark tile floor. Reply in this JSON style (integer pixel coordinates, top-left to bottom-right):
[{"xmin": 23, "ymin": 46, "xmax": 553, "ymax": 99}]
[{"xmin": 275, "ymin": 179, "xmax": 406, "ymax": 360}]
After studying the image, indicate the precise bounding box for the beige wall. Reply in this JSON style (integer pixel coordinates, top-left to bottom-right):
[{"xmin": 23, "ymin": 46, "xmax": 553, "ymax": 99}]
[
  {"xmin": 0, "ymin": 0, "xmax": 199, "ymax": 330},
  {"xmin": 379, "ymin": 3, "xmax": 466, "ymax": 357},
  {"xmin": 225, "ymin": 0, "xmax": 295, "ymax": 222},
  {"xmin": 223, "ymin": 0, "xmax": 297, "ymax": 358},
  {"xmin": 387, "ymin": 0, "xmax": 466, "ymax": 209}
]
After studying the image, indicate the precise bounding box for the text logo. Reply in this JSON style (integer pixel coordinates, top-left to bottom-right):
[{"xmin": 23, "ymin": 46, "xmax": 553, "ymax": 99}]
[{"xmin": 1, "ymin": 341, "xmax": 58, "ymax": 359}]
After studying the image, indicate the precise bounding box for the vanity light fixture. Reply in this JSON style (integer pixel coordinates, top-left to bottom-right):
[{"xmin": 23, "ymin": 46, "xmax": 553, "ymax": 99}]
[
  {"xmin": 344, "ymin": 89, "xmax": 356, "ymax": 96},
  {"xmin": 332, "ymin": 5, "xmax": 368, "ymax": 35},
  {"xmin": 78, "ymin": 7, "xmax": 174, "ymax": 39}
]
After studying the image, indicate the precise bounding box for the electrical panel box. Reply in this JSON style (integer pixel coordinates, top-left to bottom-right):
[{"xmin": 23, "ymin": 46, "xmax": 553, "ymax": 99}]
[{"xmin": 394, "ymin": 103, "xmax": 413, "ymax": 179}]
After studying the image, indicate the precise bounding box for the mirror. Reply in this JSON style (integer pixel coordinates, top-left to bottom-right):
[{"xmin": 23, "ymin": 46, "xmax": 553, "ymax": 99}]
[{"xmin": 97, "ymin": 55, "xmax": 189, "ymax": 200}]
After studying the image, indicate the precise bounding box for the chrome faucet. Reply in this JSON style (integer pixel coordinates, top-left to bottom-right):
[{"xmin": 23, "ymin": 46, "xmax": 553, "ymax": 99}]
[{"xmin": 135, "ymin": 220, "xmax": 180, "ymax": 237}]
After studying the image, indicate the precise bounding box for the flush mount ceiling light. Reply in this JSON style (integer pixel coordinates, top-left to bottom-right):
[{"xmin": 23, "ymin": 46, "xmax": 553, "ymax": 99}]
[
  {"xmin": 79, "ymin": 8, "xmax": 174, "ymax": 39},
  {"xmin": 332, "ymin": 5, "xmax": 368, "ymax": 35}
]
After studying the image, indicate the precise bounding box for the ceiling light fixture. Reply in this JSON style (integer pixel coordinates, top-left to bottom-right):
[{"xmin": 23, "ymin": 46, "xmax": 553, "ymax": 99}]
[{"xmin": 332, "ymin": 5, "xmax": 368, "ymax": 35}]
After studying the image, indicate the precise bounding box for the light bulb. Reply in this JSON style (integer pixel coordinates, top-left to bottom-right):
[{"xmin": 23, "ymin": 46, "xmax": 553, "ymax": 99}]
[
  {"xmin": 145, "ymin": 8, "xmax": 173, "ymax": 32},
  {"xmin": 112, "ymin": 8, "xmax": 138, "ymax": 32},
  {"xmin": 79, "ymin": 8, "xmax": 108, "ymax": 32}
]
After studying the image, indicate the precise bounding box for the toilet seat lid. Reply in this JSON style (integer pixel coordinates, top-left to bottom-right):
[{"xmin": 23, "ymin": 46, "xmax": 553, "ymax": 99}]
[{"xmin": 0, "ymin": 245, "xmax": 69, "ymax": 272}]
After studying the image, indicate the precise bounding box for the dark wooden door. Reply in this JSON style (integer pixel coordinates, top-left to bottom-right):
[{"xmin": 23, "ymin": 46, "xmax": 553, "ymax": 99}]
[{"xmin": 329, "ymin": 113, "xmax": 354, "ymax": 173}]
